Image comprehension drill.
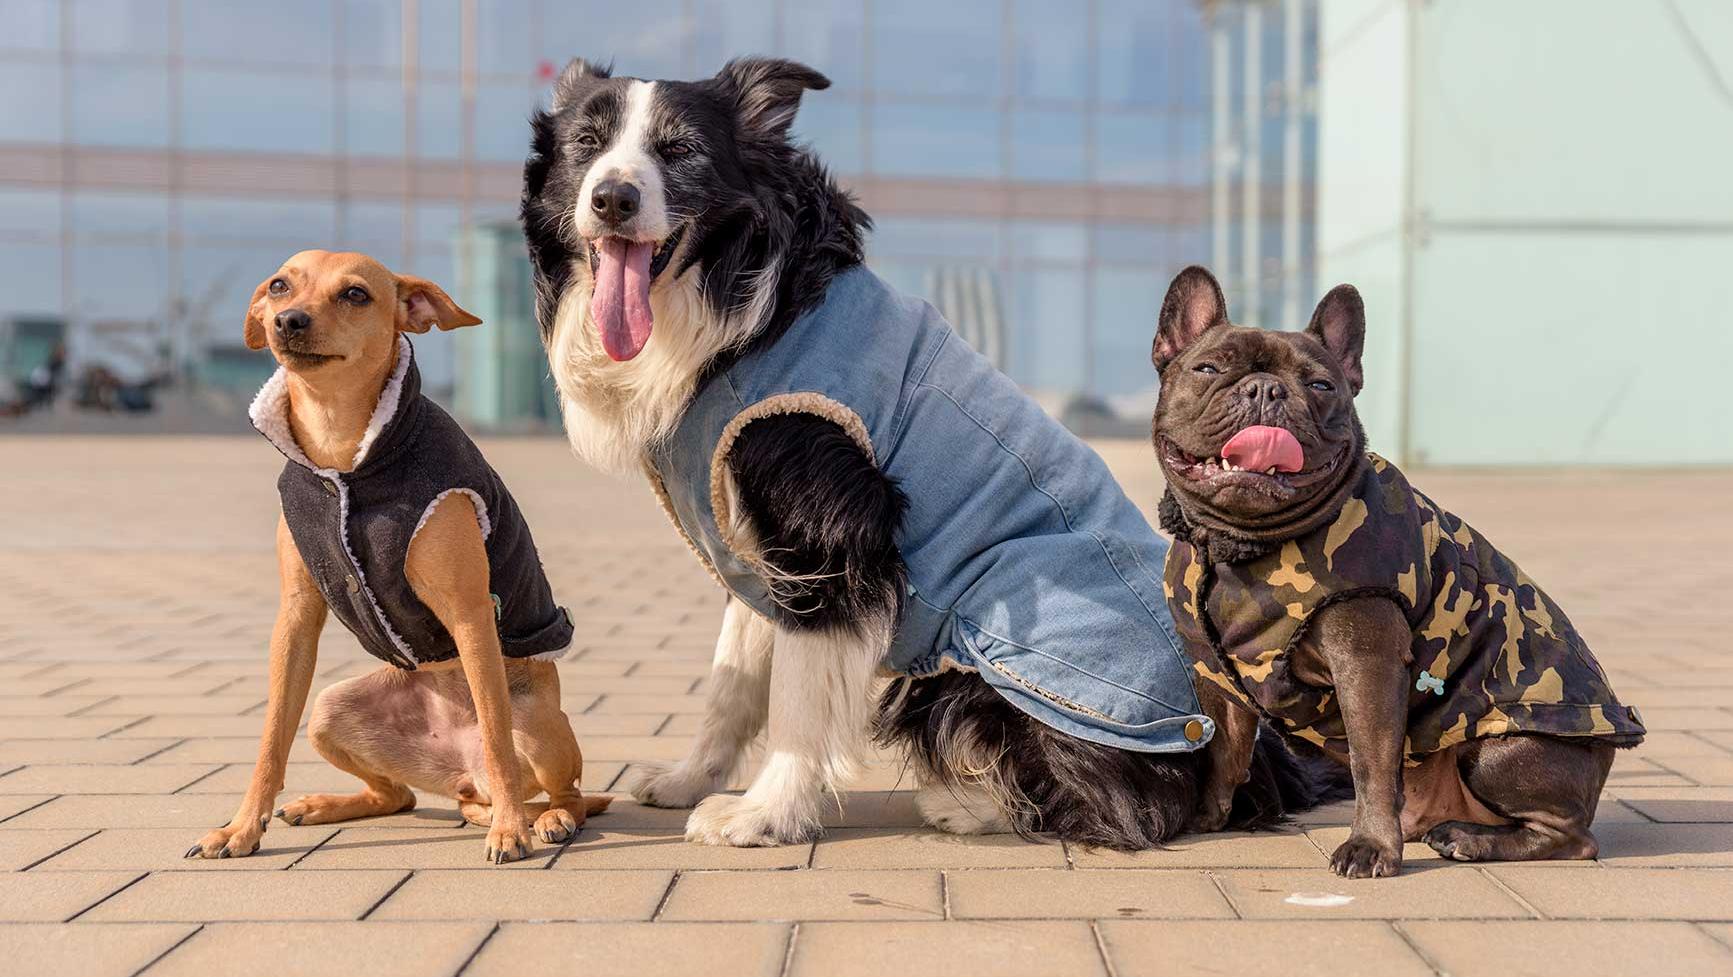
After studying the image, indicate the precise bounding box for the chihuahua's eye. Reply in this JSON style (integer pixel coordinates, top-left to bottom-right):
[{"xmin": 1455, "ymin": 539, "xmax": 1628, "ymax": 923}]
[
  {"xmin": 662, "ymin": 141, "xmax": 693, "ymax": 159},
  {"xmin": 342, "ymin": 286, "xmax": 371, "ymax": 304},
  {"xmin": 1193, "ymin": 363, "xmax": 1220, "ymax": 375},
  {"xmin": 1308, "ymin": 379, "xmax": 1335, "ymax": 392},
  {"xmin": 268, "ymin": 278, "xmax": 288, "ymax": 296}
]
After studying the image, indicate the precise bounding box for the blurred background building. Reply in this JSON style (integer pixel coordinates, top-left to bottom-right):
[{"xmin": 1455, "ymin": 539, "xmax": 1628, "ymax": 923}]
[{"xmin": 0, "ymin": 0, "xmax": 1318, "ymax": 435}]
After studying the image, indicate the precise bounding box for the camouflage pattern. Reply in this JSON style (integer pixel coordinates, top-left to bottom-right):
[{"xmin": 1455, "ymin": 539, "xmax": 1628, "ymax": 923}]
[{"xmin": 1164, "ymin": 453, "xmax": 1645, "ymax": 763}]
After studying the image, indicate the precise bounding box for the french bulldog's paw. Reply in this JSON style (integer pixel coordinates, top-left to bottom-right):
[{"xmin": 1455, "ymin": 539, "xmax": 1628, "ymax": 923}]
[
  {"xmin": 685, "ymin": 793, "xmax": 818, "ymax": 847},
  {"xmin": 485, "ymin": 817, "xmax": 535, "ymax": 864},
  {"xmin": 1330, "ymin": 832, "xmax": 1403, "ymax": 878},
  {"xmin": 627, "ymin": 762, "xmax": 722, "ymax": 809},
  {"xmin": 1420, "ymin": 820, "xmax": 1524, "ymax": 862},
  {"xmin": 534, "ymin": 806, "xmax": 580, "ymax": 844},
  {"xmin": 185, "ymin": 817, "xmax": 265, "ymax": 860}
]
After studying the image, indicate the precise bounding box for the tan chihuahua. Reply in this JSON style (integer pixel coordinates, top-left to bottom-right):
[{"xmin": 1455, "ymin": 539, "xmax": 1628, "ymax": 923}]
[{"xmin": 188, "ymin": 250, "xmax": 607, "ymax": 865}]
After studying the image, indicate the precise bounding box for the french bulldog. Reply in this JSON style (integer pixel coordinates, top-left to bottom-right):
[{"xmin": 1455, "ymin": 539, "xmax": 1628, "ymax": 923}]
[{"xmin": 1150, "ymin": 266, "xmax": 1644, "ymax": 878}]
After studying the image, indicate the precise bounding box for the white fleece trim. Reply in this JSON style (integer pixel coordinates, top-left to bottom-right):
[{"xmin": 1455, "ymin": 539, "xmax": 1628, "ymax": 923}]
[
  {"xmin": 526, "ymin": 639, "xmax": 573, "ymax": 662},
  {"xmin": 351, "ymin": 336, "xmax": 413, "ymax": 469},
  {"xmin": 410, "ymin": 488, "xmax": 493, "ymax": 545},
  {"xmin": 332, "ymin": 475, "xmax": 419, "ymax": 669}
]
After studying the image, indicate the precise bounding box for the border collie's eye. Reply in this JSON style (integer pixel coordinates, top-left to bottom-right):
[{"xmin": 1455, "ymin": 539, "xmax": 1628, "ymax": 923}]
[
  {"xmin": 1194, "ymin": 363, "xmax": 1220, "ymax": 375},
  {"xmin": 268, "ymin": 278, "xmax": 288, "ymax": 296},
  {"xmin": 662, "ymin": 141, "xmax": 693, "ymax": 159},
  {"xmin": 1308, "ymin": 379, "xmax": 1335, "ymax": 392},
  {"xmin": 342, "ymin": 286, "xmax": 370, "ymax": 305},
  {"xmin": 574, "ymin": 133, "xmax": 599, "ymax": 149}
]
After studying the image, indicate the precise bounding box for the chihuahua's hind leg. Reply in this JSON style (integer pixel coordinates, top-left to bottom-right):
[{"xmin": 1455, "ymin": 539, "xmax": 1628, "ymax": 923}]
[
  {"xmin": 1423, "ymin": 735, "xmax": 1613, "ymax": 862},
  {"xmin": 276, "ymin": 668, "xmax": 424, "ymax": 826}
]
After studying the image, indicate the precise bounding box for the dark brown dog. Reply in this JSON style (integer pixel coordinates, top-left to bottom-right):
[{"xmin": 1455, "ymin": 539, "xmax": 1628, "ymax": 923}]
[{"xmin": 1151, "ymin": 266, "xmax": 1644, "ymax": 878}]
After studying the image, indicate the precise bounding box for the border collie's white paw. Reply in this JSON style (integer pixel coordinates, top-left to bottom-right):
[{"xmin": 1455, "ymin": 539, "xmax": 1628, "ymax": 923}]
[
  {"xmin": 626, "ymin": 763, "xmax": 721, "ymax": 809},
  {"xmin": 915, "ymin": 783, "xmax": 1013, "ymax": 836},
  {"xmin": 685, "ymin": 793, "xmax": 819, "ymax": 847}
]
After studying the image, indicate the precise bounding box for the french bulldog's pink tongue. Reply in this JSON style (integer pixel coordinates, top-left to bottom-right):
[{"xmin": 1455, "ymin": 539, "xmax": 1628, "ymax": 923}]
[
  {"xmin": 1221, "ymin": 425, "xmax": 1305, "ymax": 473},
  {"xmin": 589, "ymin": 238, "xmax": 655, "ymax": 361}
]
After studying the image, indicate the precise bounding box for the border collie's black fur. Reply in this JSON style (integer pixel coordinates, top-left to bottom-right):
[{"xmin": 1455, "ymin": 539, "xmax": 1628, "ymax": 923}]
[{"xmin": 522, "ymin": 56, "xmax": 1342, "ymax": 849}]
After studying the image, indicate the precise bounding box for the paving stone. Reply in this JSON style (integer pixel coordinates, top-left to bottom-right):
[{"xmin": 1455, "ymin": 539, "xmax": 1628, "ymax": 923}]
[
  {"xmin": 0, "ymin": 696, "xmax": 116, "ymax": 717},
  {"xmin": 1589, "ymin": 822, "xmax": 1733, "ymax": 866},
  {"xmin": 0, "ymin": 737, "xmax": 182, "ymax": 765},
  {"xmin": 292, "ymin": 826, "xmax": 563, "ymax": 870},
  {"xmin": 1655, "ymin": 755, "xmax": 1733, "ymax": 786},
  {"xmin": 0, "ymin": 922, "xmax": 197, "ymax": 977},
  {"xmin": 80, "ymin": 869, "xmax": 408, "ymax": 922},
  {"xmin": 555, "ymin": 828, "xmax": 812, "ymax": 870},
  {"xmin": 0, "ymin": 794, "xmax": 55, "ymax": 822},
  {"xmin": 110, "ymin": 715, "xmax": 295, "ymax": 738},
  {"xmin": 658, "ymin": 869, "xmax": 944, "ymax": 921},
  {"xmin": 82, "ymin": 694, "xmax": 264, "ymax": 716},
  {"xmin": 1099, "ymin": 920, "xmax": 1433, "ymax": 977},
  {"xmin": 1403, "ymin": 919, "xmax": 1733, "ymax": 976},
  {"xmin": 1214, "ymin": 866, "xmax": 1532, "ymax": 919},
  {"xmin": 0, "ymin": 828, "xmax": 95, "ymax": 869},
  {"xmin": 0, "ymin": 716, "xmax": 138, "ymax": 739},
  {"xmin": 0, "ymin": 763, "xmax": 219, "ymax": 794},
  {"xmin": 1073, "ymin": 829, "xmax": 1327, "ymax": 869},
  {"xmin": 1, "ymin": 792, "xmax": 250, "ymax": 828},
  {"xmin": 812, "ymin": 828, "xmax": 1067, "ymax": 869},
  {"xmin": 0, "ymin": 871, "xmax": 141, "ymax": 921},
  {"xmin": 1611, "ymin": 786, "xmax": 1733, "ymax": 822},
  {"xmin": 790, "ymin": 920, "xmax": 1107, "ymax": 977},
  {"xmin": 146, "ymin": 921, "xmax": 493, "ymax": 977},
  {"xmin": 578, "ymin": 735, "xmax": 699, "ymax": 762},
  {"xmin": 946, "ymin": 868, "xmax": 1233, "ymax": 920},
  {"xmin": 136, "ymin": 736, "xmax": 321, "ymax": 765},
  {"xmin": 32, "ymin": 826, "xmax": 336, "ymax": 871},
  {"xmin": 466, "ymin": 921, "xmax": 789, "ymax": 977},
  {"xmin": 589, "ymin": 693, "xmax": 711, "ymax": 714},
  {"xmin": 1488, "ymin": 866, "xmax": 1733, "ymax": 920},
  {"xmin": 369, "ymin": 868, "xmax": 673, "ymax": 920},
  {"xmin": 66, "ymin": 677, "xmax": 241, "ymax": 696}
]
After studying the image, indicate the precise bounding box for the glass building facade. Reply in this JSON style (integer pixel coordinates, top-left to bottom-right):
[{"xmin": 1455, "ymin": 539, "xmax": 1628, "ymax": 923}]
[{"xmin": 0, "ymin": 0, "xmax": 1316, "ymax": 424}]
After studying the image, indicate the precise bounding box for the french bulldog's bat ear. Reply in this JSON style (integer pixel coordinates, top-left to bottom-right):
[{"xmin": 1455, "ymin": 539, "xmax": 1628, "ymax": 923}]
[
  {"xmin": 1153, "ymin": 265, "xmax": 1229, "ymax": 370},
  {"xmin": 243, "ymin": 277, "xmax": 271, "ymax": 351},
  {"xmin": 718, "ymin": 57, "xmax": 830, "ymax": 141},
  {"xmin": 1305, "ymin": 284, "xmax": 1366, "ymax": 395},
  {"xmin": 550, "ymin": 58, "xmax": 610, "ymax": 113},
  {"xmin": 396, "ymin": 275, "xmax": 482, "ymax": 334}
]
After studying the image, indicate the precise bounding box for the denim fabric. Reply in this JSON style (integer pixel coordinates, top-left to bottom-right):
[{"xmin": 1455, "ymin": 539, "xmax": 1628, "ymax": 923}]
[{"xmin": 647, "ymin": 267, "xmax": 1210, "ymax": 753}]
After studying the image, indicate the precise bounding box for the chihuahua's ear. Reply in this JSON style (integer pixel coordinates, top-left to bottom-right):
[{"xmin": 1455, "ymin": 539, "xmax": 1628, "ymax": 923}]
[
  {"xmin": 243, "ymin": 278, "xmax": 271, "ymax": 350},
  {"xmin": 396, "ymin": 275, "xmax": 481, "ymax": 334},
  {"xmin": 1305, "ymin": 284, "xmax": 1366, "ymax": 395},
  {"xmin": 1153, "ymin": 265, "xmax": 1228, "ymax": 371}
]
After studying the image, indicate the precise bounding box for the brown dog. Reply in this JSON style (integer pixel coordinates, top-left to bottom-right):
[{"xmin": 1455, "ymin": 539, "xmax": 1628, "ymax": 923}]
[
  {"xmin": 1151, "ymin": 266, "xmax": 1643, "ymax": 877},
  {"xmin": 187, "ymin": 250, "xmax": 607, "ymax": 865}
]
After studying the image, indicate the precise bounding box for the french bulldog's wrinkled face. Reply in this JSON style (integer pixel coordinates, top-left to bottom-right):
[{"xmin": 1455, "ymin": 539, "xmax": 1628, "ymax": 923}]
[{"xmin": 1151, "ymin": 266, "xmax": 1367, "ymax": 536}]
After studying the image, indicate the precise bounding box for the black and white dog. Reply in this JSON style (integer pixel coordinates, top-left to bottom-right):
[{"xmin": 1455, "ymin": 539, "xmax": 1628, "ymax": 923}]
[{"xmin": 522, "ymin": 57, "xmax": 1333, "ymax": 848}]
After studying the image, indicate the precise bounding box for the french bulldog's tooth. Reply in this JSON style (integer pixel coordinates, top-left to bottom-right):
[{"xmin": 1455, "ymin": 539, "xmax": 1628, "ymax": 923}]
[{"xmin": 1265, "ymin": 467, "xmax": 1277, "ymax": 475}]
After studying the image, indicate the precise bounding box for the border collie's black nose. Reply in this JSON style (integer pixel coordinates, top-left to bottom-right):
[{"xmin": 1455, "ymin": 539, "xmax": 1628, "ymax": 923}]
[
  {"xmin": 275, "ymin": 309, "xmax": 312, "ymax": 336},
  {"xmin": 590, "ymin": 180, "xmax": 640, "ymax": 225}
]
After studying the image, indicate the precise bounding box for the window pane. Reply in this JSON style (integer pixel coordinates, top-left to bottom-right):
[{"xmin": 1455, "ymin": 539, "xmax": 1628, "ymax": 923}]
[
  {"xmin": 417, "ymin": 80, "xmax": 461, "ymax": 158},
  {"xmin": 1097, "ymin": 0, "xmax": 1173, "ymax": 107},
  {"xmin": 0, "ymin": 188, "xmax": 61, "ymax": 236},
  {"xmin": 1008, "ymin": 220, "xmax": 1086, "ymax": 263},
  {"xmin": 0, "ymin": 60, "xmax": 63, "ymax": 143},
  {"xmin": 1092, "ymin": 266, "xmax": 1163, "ymax": 396},
  {"xmin": 541, "ymin": 1, "xmax": 690, "ymax": 80},
  {"xmin": 183, "ymin": 0, "xmax": 333, "ymax": 66},
  {"xmin": 180, "ymin": 244, "xmax": 294, "ymax": 350},
  {"xmin": 419, "ymin": 0, "xmax": 461, "ymax": 73},
  {"xmin": 476, "ymin": 82, "xmax": 537, "ymax": 162},
  {"xmin": 1012, "ymin": 0, "xmax": 1086, "ymax": 100},
  {"xmin": 72, "ymin": 243, "xmax": 169, "ymax": 322},
  {"xmin": 342, "ymin": 0, "xmax": 402, "ymax": 69},
  {"xmin": 71, "ymin": 62, "xmax": 171, "ymax": 148},
  {"xmin": 871, "ymin": 218, "xmax": 1001, "ymax": 262},
  {"xmin": 1095, "ymin": 111, "xmax": 1166, "ymax": 185},
  {"xmin": 691, "ymin": 0, "xmax": 775, "ymax": 77},
  {"xmin": 72, "ymin": 0, "xmax": 171, "ymax": 55},
  {"xmin": 70, "ymin": 192, "xmax": 170, "ymax": 240},
  {"xmin": 871, "ymin": 103, "xmax": 1001, "ymax": 180},
  {"xmin": 343, "ymin": 77, "xmax": 405, "ymax": 157},
  {"xmin": 872, "ymin": 0, "xmax": 1001, "ymax": 99},
  {"xmin": 182, "ymin": 195, "xmax": 338, "ymax": 245},
  {"xmin": 1009, "ymin": 267, "xmax": 1086, "ymax": 392},
  {"xmin": 183, "ymin": 69, "xmax": 335, "ymax": 153},
  {"xmin": 781, "ymin": 0, "xmax": 864, "ymax": 92},
  {"xmin": 790, "ymin": 94, "xmax": 861, "ymax": 175},
  {"xmin": 0, "ymin": 0, "xmax": 58, "ymax": 51},
  {"xmin": 0, "ymin": 243, "xmax": 61, "ymax": 316},
  {"xmin": 476, "ymin": 0, "xmax": 533, "ymax": 76},
  {"xmin": 1010, "ymin": 109, "xmax": 1085, "ymax": 182}
]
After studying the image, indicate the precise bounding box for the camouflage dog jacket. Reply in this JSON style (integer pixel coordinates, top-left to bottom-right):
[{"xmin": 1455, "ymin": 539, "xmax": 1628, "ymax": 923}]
[{"xmin": 1163, "ymin": 453, "xmax": 1645, "ymax": 762}]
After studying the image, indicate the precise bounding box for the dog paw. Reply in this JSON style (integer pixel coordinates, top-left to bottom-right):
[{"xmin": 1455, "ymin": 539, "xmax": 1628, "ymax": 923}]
[
  {"xmin": 1330, "ymin": 833, "xmax": 1403, "ymax": 878},
  {"xmin": 534, "ymin": 807, "xmax": 579, "ymax": 844},
  {"xmin": 685, "ymin": 793, "xmax": 818, "ymax": 847},
  {"xmin": 485, "ymin": 817, "xmax": 535, "ymax": 865},
  {"xmin": 184, "ymin": 817, "xmax": 265, "ymax": 860},
  {"xmin": 627, "ymin": 763, "xmax": 721, "ymax": 809},
  {"xmin": 1185, "ymin": 794, "xmax": 1235, "ymax": 834}
]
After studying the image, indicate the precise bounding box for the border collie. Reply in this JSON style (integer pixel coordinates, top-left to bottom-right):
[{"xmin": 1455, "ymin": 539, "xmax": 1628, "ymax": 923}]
[{"xmin": 521, "ymin": 57, "xmax": 1335, "ymax": 848}]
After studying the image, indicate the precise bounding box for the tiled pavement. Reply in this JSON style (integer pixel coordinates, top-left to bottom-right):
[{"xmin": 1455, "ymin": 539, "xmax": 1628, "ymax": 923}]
[{"xmin": 2, "ymin": 435, "xmax": 1731, "ymax": 976}]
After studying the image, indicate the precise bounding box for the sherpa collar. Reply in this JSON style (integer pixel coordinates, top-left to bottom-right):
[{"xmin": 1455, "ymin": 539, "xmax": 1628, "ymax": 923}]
[{"xmin": 249, "ymin": 336, "xmax": 419, "ymax": 474}]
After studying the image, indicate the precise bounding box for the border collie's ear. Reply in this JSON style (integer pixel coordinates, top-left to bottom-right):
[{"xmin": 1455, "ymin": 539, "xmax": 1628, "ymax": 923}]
[
  {"xmin": 1305, "ymin": 284, "xmax": 1366, "ymax": 395},
  {"xmin": 551, "ymin": 58, "xmax": 610, "ymax": 113},
  {"xmin": 243, "ymin": 277, "xmax": 271, "ymax": 351},
  {"xmin": 396, "ymin": 275, "xmax": 482, "ymax": 334},
  {"xmin": 1153, "ymin": 266, "xmax": 1228, "ymax": 371},
  {"xmin": 718, "ymin": 57, "xmax": 830, "ymax": 141}
]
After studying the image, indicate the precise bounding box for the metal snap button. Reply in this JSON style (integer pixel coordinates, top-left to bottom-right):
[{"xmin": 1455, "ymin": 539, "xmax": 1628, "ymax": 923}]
[
  {"xmin": 323, "ymin": 480, "xmax": 338, "ymax": 496},
  {"xmin": 345, "ymin": 575, "xmax": 359, "ymax": 595},
  {"xmin": 1184, "ymin": 719, "xmax": 1205, "ymax": 743}
]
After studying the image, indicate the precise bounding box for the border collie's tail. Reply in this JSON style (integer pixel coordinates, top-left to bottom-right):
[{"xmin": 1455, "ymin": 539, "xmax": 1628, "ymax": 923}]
[{"xmin": 1227, "ymin": 723, "xmax": 1355, "ymax": 830}]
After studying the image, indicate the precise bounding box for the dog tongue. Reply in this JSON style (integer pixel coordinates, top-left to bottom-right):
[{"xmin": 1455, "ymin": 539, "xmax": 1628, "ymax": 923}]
[
  {"xmin": 590, "ymin": 238, "xmax": 654, "ymax": 361},
  {"xmin": 1221, "ymin": 425, "xmax": 1305, "ymax": 473}
]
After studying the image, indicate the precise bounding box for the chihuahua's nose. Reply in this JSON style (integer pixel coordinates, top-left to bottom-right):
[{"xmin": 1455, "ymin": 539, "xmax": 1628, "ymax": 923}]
[
  {"xmin": 590, "ymin": 179, "xmax": 640, "ymax": 225},
  {"xmin": 1240, "ymin": 375, "xmax": 1288, "ymax": 403},
  {"xmin": 274, "ymin": 309, "xmax": 312, "ymax": 337}
]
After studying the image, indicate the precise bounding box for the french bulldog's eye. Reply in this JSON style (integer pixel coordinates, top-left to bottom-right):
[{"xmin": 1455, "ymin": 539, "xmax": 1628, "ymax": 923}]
[
  {"xmin": 268, "ymin": 278, "xmax": 288, "ymax": 296},
  {"xmin": 1308, "ymin": 379, "xmax": 1335, "ymax": 392},
  {"xmin": 1194, "ymin": 363, "xmax": 1220, "ymax": 375},
  {"xmin": 341, "ymin": 286, "xmax": 371, "ymax": 305}
]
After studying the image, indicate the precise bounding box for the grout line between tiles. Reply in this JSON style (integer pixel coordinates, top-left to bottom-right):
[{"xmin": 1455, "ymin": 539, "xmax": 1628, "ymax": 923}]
[
  {"xmin": 0, "ymin": 794, "xmax": 60, "ymax": 825},
  {"xmin": 17, "ymin": 829, "xmax": 100, "ymax": 871},
  {"xmin": 1477, "ymin": 866, "xmax": 1547, "ymax": 919},
  {"xmin": 129, "ymin": 738, "xmax": 191, "ymax": 765},
  {"xmin": 1090, "ymin": 919, "xmax": 1120, "ymax": 977},
  {"xmin": 650, "ymin": 870, "xmax": 681, "ymax": 920},
  {"xmin": 130, "ymin": 921, "xmax": 205, "ymax": 977},
  {"xmin": 451, "ymin": 921, "xmax": 501, "ymax": 977},
  {"xmin": 1387, "ymin": 920, "xmax": 1446, "ymax": 976},
  {"xmin": 777, "ymin": 921, "xmax": 801, "ymax": 977},
  {"xmin": 64, "ymin": 870, "xmax": 150, "ymax": 922},
  {"xmin": 357, "ymin": 871, "xmax": 415, "ymax": 920}
]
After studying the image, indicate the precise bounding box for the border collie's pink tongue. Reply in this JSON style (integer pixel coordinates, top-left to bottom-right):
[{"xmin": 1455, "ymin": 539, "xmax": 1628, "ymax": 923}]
[
  {"xmin": 590, "ymin": 238, "xmax": 655, "ymax": 361},
  {"xmin": 1221, "ymin": 425, "xmax": 1305, "ymax": 473}
]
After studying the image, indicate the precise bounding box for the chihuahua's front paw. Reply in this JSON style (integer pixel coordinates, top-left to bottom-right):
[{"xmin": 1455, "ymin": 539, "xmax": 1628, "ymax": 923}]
[
  {"xmin": 185, "ymin": 813, "xmax": 269, "ymax": 860},
  {"xmin": 1330, "ymin": 832, "xmax": 1402, "ymax": 878},
  {"xmin": 627, "ymin": 762, "xmax": 722, "ymax": 809},
  {"xmin": 685, "ymin": 793, "xmax": 819, "ymax": 847},
  {"xmin": 484, "ymin": 817, "xmax": 535, "ymax": 865}
]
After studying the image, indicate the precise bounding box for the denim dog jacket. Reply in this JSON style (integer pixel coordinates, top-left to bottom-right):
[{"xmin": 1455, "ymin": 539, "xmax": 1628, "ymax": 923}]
[{"xmin": 646, "ymin": 266, "xmax": 1210, "ymax": 753}]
